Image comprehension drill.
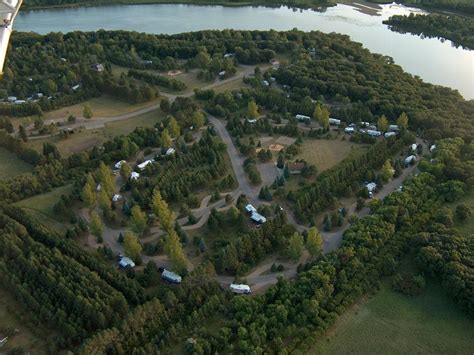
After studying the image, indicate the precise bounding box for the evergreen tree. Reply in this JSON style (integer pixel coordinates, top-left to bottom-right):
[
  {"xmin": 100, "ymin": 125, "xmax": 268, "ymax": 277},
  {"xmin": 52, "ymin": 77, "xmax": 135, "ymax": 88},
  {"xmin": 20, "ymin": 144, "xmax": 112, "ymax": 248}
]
[
  {"xmin": 381, "ymin": 159, "xmax": 394, "ymax": 182},
  {"xmin": 124, "ymin": 231, "xmax": 142, "ymax": 262},
  {"xmin": 277, "ymin": 153, "xmax": 285, "ymax": 169},
  {"xmin": 120, "ymin": 162, "xmax": 132, "ymax": 181},
  {"xmin": 130, "ymin": 205, "xmax": 147, "ymax": 236},
  {"xmin": 82, "ymin": 174, "xmax": 96, "ymax": 209},
  {"xmin": 165, "ymin": 230, "xmax": 188, "ymax": 273},
  {"xmin": 192, "ymin": 111, "xmax": 205, "ymax": 128},
  {"xmin": 288, "ymin": 232, "xmax": 304, "ymax": 261},
  {"xmin": 98, "ymin": 188, "xmax": 112, "ymax": 217},
  {"xmin": 83, "ymin": 104, "xmax": 93, "ymax": 119},
  {"xmin": 377, "ymin": 115, "xmax": 389, "ymax": 132},
  {"xmin": 151, "ymin": 189, "xmax": 174, "ymax": 232},
  {"xmin": 167, "ymin": 116, "xmax": 180, "ymax": 138},
  {"xmin": 98, "ymin": 162, "xmax": 116, "ymax": 198},
  {"xmin": 161, "ymin": 128, "xmax": 172, "ymax": 148},
  {"xmin": 306, "ymin": 227, "xmax": 323, "ymax": 258},
  {"xmin": 396, "ymin": 112, "xmax": 409, "ymax": 131},
  {"xmin": 248, "ymin": 100, "xmax": 259, "ymax": 119},
  {"xmin": 89, "ymin": 211, "xmax": 103, "ymax": 243}
]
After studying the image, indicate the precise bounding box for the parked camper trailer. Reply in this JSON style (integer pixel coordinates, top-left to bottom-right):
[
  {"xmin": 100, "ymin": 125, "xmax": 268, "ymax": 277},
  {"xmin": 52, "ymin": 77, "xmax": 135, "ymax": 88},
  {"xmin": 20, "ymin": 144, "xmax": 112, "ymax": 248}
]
[
  {"xmin": 367, "ymin": 130, "xmax": 382, "ymax": 137},
  {"xmin": 250, "ymin": 212, "xmax": 267, "ymax": 224},
  {"xmin": 230, "ymin": 283, "xmax": 251, "ymax": 294},
  {"xmin": 405, "ymin": 155, "xmax": 417, "ymax": 166},
  {"xmin": 389, "ymin": 124, "xmax": 399, "ymax": 132},
  {"xmin": 329, "ymin": 118, "xmax": 341, "ymax": 126},
  {"xmin": 384, "ymin": 132, "xmax": 397, "ymax": 138},
  {"xmin": 295, "ymin": 114, "xmax": 311, "ymax": 123},
  {"xmin": 161, "ymin": 269, "xmax": 182, "ymax": 284},
  {"xmin": 344, "ymin": 127, "xmax": 355, "ymax": 134},
  {"xmin": 137, "ymin": 159, "xmax": 154, "ymax": 171}
]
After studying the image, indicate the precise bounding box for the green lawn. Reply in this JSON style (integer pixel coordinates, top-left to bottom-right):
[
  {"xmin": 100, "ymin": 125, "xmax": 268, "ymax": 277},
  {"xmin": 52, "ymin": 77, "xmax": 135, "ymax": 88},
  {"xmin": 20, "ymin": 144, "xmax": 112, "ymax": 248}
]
[
  {"xmin": 309, "ymin": 282, "xmax": 474, "ymax": 355},
  {"xmin": 0, "ymin": 148, "xmax": 33, "ymax": 181},
  {"xmin": 14, "ymin": 184, "xmax": 73, "ymax": 221}
]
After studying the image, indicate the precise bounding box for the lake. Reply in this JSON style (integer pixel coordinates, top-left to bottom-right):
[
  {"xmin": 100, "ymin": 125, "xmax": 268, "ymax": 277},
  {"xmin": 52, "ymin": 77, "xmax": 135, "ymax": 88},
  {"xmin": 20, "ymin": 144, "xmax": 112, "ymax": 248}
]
[{"xmin": 15, "ymin": 3, "xmax": 474, "ymax": 99}]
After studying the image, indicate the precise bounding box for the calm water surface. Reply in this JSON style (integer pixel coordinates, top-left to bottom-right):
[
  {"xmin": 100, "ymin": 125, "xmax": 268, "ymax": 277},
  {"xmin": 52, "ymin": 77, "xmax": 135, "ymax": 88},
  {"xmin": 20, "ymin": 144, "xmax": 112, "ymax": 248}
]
[{"xmin": 15, "ymin": 3, "xmax": 474, "ymax": 99}]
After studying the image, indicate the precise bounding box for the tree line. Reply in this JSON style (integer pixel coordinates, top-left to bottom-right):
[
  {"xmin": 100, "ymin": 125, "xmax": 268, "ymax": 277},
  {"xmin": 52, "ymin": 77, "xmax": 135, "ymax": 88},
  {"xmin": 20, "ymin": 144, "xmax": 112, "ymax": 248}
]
[{"xmin": 384, "ymin": 13, "xmax": 474, "ymax": 50}]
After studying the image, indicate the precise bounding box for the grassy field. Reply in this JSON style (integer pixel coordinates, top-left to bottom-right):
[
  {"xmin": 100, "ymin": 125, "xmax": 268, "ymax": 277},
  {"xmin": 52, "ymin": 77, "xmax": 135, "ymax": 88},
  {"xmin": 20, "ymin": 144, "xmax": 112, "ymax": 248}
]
[
  {"xmin": 0, "ymin": 148, "xmax": 33, "ymax": 181},
  {"xmin": 213, "ymin": 77, "xmax": 248, "ymax": 93},
  {"xmin": 0, "ymin": 287, "xmax": 53, "ymax": 353},
  {"xmin": 14, "ymin": 184, "xmax": 73, "ymax": 220},
  {"xmin": 297, "ymin": 138, "xmax": 367, "ymax": 172},
  {"xmin": 27, "ymin": 110, "xmax": 163, "ymax": 156},
  {"xmin": 309, "ymin": 282, "xmax": 474, "ymax": 355},
  {"xmin": 32, "ymin": 95, "xmax": 161, "ymax": 123}
]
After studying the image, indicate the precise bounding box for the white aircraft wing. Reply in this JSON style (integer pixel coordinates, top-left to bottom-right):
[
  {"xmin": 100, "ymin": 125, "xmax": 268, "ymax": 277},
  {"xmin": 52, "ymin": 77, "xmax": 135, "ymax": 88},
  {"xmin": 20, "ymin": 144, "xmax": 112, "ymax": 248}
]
[{"xmin": 0, "ymin": 0, "xmax": 22, "ymax": 74}]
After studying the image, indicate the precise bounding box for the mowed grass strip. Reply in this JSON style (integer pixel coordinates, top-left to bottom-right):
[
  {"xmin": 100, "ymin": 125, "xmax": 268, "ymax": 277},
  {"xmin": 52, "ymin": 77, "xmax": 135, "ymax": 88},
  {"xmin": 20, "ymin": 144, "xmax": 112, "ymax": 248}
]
[
  {"xmin": 0, "ymin": 148, "xmax": 33, "ymax": 180},
  {"xmin": 297, "ymin": 138, "xmax": 367, "ymax": 172},
  {"xmin": 309, "ymin": 282, "xmax": 474, "ymax": 355}
]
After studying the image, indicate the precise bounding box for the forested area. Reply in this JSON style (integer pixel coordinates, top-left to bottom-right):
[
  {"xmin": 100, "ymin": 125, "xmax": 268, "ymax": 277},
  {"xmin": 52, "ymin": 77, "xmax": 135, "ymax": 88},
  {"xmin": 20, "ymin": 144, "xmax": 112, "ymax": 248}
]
[
  {"xmin": 0, "ymin": 211, "xmax": 132, "ymax": 347},
  {"xmin": 128, "ymin": 130, "xmax": 231, "ymax": 205},
  {"xmin": 76, "ymin": 137, "xmax": 473, "ymax": 353},
  {"xmin": 293, "ymin": 134, "xmax": 413, "ymax": 221},
  {"xmin": 0, "ymin": 28, "xmax": 473, "ymax": 353},
  {"xmin": 3, "ymin": 29, "xmax": 473, "ymax": 141},
  {"xmin": 384, "ymin": 13, "xmax": 474, "ymax": 50}
]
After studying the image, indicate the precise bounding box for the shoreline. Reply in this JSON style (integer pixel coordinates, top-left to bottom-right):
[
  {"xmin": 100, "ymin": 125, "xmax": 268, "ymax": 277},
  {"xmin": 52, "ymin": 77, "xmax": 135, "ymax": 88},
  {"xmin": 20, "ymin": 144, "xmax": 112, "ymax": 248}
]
[{"xmin": 20, "ymin": 0, "xmax": 336, "ymax": 12}]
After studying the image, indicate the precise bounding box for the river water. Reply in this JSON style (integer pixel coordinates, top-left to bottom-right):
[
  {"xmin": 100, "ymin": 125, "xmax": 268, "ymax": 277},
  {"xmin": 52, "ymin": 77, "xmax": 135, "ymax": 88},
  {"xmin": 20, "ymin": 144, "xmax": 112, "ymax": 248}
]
[{"xmin": 15, "ymin": 3, "xmax": 474, "ymax": 99}]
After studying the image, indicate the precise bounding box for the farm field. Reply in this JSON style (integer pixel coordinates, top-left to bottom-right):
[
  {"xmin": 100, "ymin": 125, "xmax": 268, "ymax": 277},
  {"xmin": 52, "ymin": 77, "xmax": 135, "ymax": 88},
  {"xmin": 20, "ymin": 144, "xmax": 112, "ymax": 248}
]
[
  {"xmin": 27, "ymin": 110, "xmax": 163, "ymax": 156},
  {"xmin": 0, "ymin": 148, "xmax": 33, "ymax": 180},
  {"xmin": 296, "ymin": 138, "xmax": 367, "ymax": 172},
  {"xmin": 309, "ymin": 282, "xmax": 474, "ymax": 355},
  {"xmin": 0, "ymin": 287, "xmax": 53, "ymax": 354}
]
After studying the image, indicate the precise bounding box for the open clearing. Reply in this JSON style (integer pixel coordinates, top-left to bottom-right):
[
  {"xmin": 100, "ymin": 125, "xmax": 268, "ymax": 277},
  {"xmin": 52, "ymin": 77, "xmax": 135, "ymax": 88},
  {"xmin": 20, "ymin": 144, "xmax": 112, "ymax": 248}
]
[
  {"xmin": 27, "ymin": 110, "xmax": 163, "ymax": 156},
  {"xmin": 0, "ymin": 287, "xmax": 52, "ymax": 353},
  {"xmin": 36, "ymin": 95, "xmax": 161, "ymax": 122},
  {"xmin": 309, "ymin": 282, "xmax": 474, "ymax": 355},
  {"xmin": 296, "ymin": 138, "xmax": 366, "ymax": 171},
  {"xmin": 0, "ymin": 148, "xmax": 33, "ymax": 180},
  {"xmin": 14, "ymin": 184, "xmax": 73, "ymax": 220}
]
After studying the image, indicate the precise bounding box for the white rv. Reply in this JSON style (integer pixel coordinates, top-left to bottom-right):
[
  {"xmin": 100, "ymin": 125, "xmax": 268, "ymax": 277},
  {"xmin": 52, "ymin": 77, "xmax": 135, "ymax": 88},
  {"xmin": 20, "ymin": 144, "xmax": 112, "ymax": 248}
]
[{"xmin": 230, "ymin": 283, "xmax": 251, "ymax": 294}]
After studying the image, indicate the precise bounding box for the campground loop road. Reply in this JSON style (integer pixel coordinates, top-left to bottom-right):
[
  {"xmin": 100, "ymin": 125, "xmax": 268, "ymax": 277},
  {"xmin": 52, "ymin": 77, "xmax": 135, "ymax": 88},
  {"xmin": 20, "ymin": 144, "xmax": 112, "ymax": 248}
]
[{"xmin": 44, "ymin": 69, "xmax": 424, "ymax": 291}]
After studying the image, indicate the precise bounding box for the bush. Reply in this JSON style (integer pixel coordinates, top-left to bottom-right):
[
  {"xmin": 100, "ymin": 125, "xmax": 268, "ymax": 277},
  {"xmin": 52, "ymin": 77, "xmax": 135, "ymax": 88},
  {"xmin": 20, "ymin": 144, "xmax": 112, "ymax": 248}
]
[{"xmin": 392, "ymin": 273, "xmax": 426, "ymax": 296}]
